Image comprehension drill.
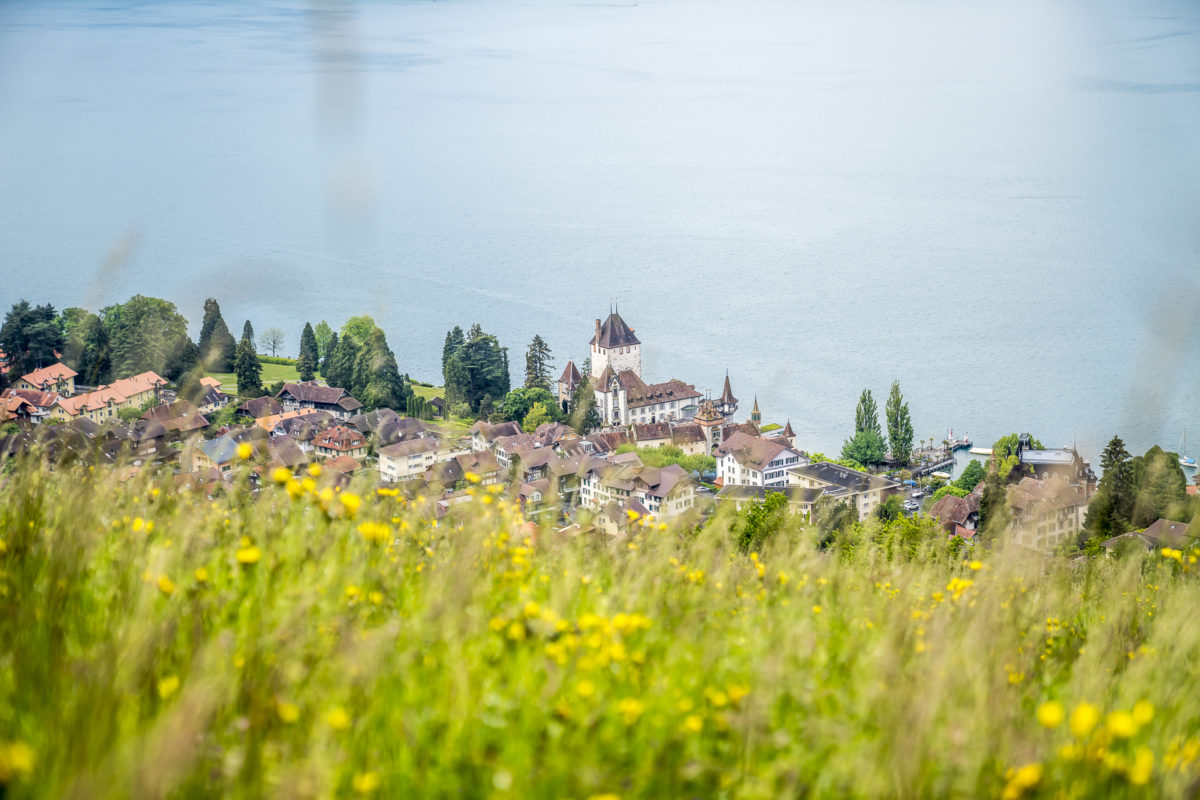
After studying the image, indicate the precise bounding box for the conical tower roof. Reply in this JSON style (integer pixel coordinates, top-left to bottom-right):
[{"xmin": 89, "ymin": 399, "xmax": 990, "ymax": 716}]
[
  {"xmin": 719, "ymin": 371, "xmax": 737, "ymax": 405},
  {"xmin": 591, "ymin": 310, "xmax": 640, "ymax": 348},
  {"xmin": 782, "ymin": 419, "xmax": 795, "ymax": 437}
]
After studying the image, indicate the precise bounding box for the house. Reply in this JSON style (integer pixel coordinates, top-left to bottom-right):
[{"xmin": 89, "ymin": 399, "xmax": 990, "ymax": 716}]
[
  {"xmin": 633, "ymin": 422, "xmax": 672, "ymax": 449},
  {"xmin": 587, "ymin": 310, "xmax": 702, "ymax": 426},
  {"xmin": 532, "ymin": 421, "xmax": 576, "ymax": 449},
  {"xmin": 236, "ymin": 396, "xmax": 282, "ymax": 420},
  {"xmin": 108, "ymin": 419, "xmax": 167, "ymax": 463},
  {"xmin": 715, "ymin": 485, "xmax": 826, "ymax": 517},
  {"xmin": 255, "ymin": 409, "xmax": 323, "ymax": 434},
  {"xmin": 193, "ymin": 436, "xmax": 241, "ymax": 475},
  {"xmin": 1100, "ymin": 519, "xmax": 1195, "ymax": 556},
  {"xmin": 275, "ymin": 381, "xmax": 363, "ymax": 420},
  {"xmin": 378, "ymin": 437, "xmax": 441, "ymax": 483},
  {"xmin": 788, "ymin": 462, "xmax": 901, "ymax": 522},
  {"xmin": 271, "ymin": 411, "xmax": 334, "ymax": 446},
  {"xmin": 716, "ymin": 432, "xmax": 807, "ymax": 490},
  {"xmin": 517, "ymin": 478, "xmax": 555, "ymax": 518},
  {"xmin": 580, "ymin": 461, "xmax": 696, "ymax": 521},
  {"xmin": 721, "ymin": 422, "xmax": 761, "ymax": 442},
  {"xmin": 584, "ymin": 429, "xmax": 631, "ymax": 456},
  {"xmin": 16, "ymin": 363, "xmax": 77, "ymax": 396},
  {"xmin": 313, "ymin": 425, "xmax": 368, "ymax": 462},
  {"xmin": 348, "ymin": 408, "xmax": 431, "ymax": 446},
  {"xmin": 556, "ymin": 361, "xmax": 583, "ymax": 414},
  {"xmin": 493, "ymin": 434, "xmax": 537, "ymax": 469},
  {"xmin": 1006, "ymin": 476, "xmax": 1088, "ymax": 553},
  {"xmin": 265, "ymin": 436, "xmax": 310, "ymax": 472},
  {"xmin": 195, "ymin": 385, "xmax": 230, "ymax": 416},
  {"xmin": 929, "ymin": 492, "xmax": 982, "ymax": 540},
  {"xmin": 470, "ymin": 420, "xmax": 524, "ymax": 453},
  {"xmin": 141, "ymin": 400, "xmax": 209, "ymax": 442},
  {"xmin": 1016, "ymin": 436, "xmax": 1096, "ymax": 494},
  {"xmin": 670, "ymin": 423, "xmax": 707, "ymax": 456},
  {"xmin": 47, "ymin": 371, "xmax": 166, "ymax": 423},
  {"xmin": 428, "ymin": 396, "xmax": 445, "ymax": 418},
  {"xmin": 454, "ymin": 451, "xmax": 503, "ymax": 485},
  {"xmin": 0, "ymin": 389, "xmax": 51, "ymax": 424}
]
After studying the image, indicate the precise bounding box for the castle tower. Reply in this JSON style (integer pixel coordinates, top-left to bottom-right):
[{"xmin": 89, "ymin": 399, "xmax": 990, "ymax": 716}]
[
  {"xmin": 750, "ymin": 396, "xmax": 761, "ymax": 425},
  {"xmin": 716, "ymin": 370, "xmax": 738, "ymax": 418},
  {"xmin": 694, "ymin": 396, "xmax": 724, "ymax": 456},
  {"xmin": 590, "ymin": 307, "xmax": 641, "ymax": 382}
]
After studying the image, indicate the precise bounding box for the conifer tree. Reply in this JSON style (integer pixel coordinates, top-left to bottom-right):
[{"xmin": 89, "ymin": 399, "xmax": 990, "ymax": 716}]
[
  {"xmin": 885, "ymin": 381, "xmax": 914, "ymax": 465},
  {"xmin": 197, "ymin": 299, "xmax": 237, "ymax": 372},
  {"xmin": 854, "ymin": 389, "xmax": 881, "ymax": 437},
  {"xmin": 321, "ymin": 332, "xmax": 338, "ymax": 378},
  {"xmin": 234, "ymin": 336, "xmax": 263, "ymax": 398},
  {"xmin": 524, "ymin": 334, "xmax": 553, "ymax": 391},
  {"xmin": 297, "ymin": 322, "xmax": 318, "ymax": 381},
  {"xmin": 442, "ymin": 326, "xmax": 465, "ymax": 378},
  {"xmin": 242, "ymin": 320, "xmax": 255, "ymax": 351},
  {"xmin": 313, "ymin": 321, "xmax": 333, "ymax": 360}
]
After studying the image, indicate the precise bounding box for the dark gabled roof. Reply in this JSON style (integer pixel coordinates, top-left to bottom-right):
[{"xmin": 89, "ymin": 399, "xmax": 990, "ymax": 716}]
[
  {"xmin": 314, "ymin": 425, "xmax": 366, "ymax": 450},
  {"xmin": 267, "ymin": 436, "xmax": 309, "ymax": 468},
  {"xmin": 379, "ymin": 438, "xmax": 440, "ymax": 458},
  {"xmin": 277, "ymin": 381, "xmax": 361, "ymax": 409},
  {"xmin": 792, "ymin": 461, "xmax": 899, "ymax": 493},
  {"xmin": 559, "ymin": 361, "xmax": 582, "ymax": 386},
  {"xmin": 670, "ymin": 423, "xmax": 705, "ymax": 444},
  {"xmin": 471, "ymin": 420, "xmax": 524, "ymax": 442},
  {"xmin": 722, "ymin": 422, "xmax": 761, "ymax": 441},
  {"xmin": 238, "ymin": 396, "xmax": 282, "ymax": 418},
  {"xmin": 717, "ymin": 432, "xmax": 795, "ymax": 471},
  {"xmin": 634, "ymin": 422, "xmax": 672, "ymax": 442},
  {"xmin": 591, "ymin": 312, "xmax": 640, "ymax": 349}
]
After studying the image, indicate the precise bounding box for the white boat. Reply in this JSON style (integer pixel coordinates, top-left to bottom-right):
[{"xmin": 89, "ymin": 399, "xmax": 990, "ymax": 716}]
[
  {"xmin": 1178, "ymin": 429, "xmax": 1196, "ymax": 469},
  {"xmin": 968, "ymin": 447, "xmax": 992, "ymax": 456}
]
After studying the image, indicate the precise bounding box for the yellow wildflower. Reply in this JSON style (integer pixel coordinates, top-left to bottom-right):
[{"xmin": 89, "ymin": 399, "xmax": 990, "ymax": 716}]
[
  {"xmin": 1132, "ymin": 700, "xmax": 1154, "ymax": 727},
  {"xmin": 339, "ymin": 492, "xmax": 362, "ymax": 517},
  {"xmin": 277, "ymin": 701, "xmax": 300, "ymax": 723},
  {"xmin": 1070, "ymin": 702, "xmax": 1099, "ymax": 739},
  {"xmin": 236, "ymin": 442, "xmax": 253, "ymax": 461},
  {"xmin": 968, "ymin": 560, "xmax": 983, "ymax": 571},
  {"xmin": 194, "ymin": 567, "xmax": 209, "ymax": 583},
  {"xmin": 307, "ymin": 463, "xmax": 322, "ymax": 478},
  {"xmin": 617, "ymin": 697, "xmax": 645, "ymax": 725},
  {"xmin": 1002, "ymin": 763, "xmax": 1042, "ymax": 800},
  {"xmin": 812, "ymin": 605, "xmax": 822, "ymax": 614},
  {"xmin": 236, "ymin": 545, "xmax": 262, "ymax": 565},
  {"xmin": 1129, "ymin": 747, "xmax": 1154, "ymax": 785},
  {"xmin": 157, "ymin": 675, "xmax": 180, "ymax": 700},
  {"xmin": 1036, "ymin": 700, "xmax": 1064, "ymax": 729},
  {"xmin": 576, "ymin": 680, "xmax": 596, "ymax": 699},
  {"xmin": 682, "ymin": 714, "xmax": 703, "ymax": 733},
  {"xmin": 465, "ymin": 471, "xmax": 481, "ymax": 484},
  {"xmin": 326, "ymin": 707, "xmax": 351, "ymax": 731},
  {"xmin": 0, "ymin": 741, "xmax": 35, "ymax": 781},
  {"xmin": 352, "ymin": 772, "xmax": 380, "ymax": 793},
  {"xmin": 358, "ymin": 522, "xmax": 389, "ymax": 544},
  {"xmin": 1107, "ymin": 710, "xmax": 1137, "ymax": 739},
  {"xmin": 157, "ymin": 575, "xmax": 175, "ymax": 596},
  {"xmin": 271, "ymin": 467, "xmax": 292, "ymax": 484}
]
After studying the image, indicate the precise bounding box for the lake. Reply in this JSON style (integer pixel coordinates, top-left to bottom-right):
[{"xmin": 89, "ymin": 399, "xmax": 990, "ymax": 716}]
[{"xmin": 1, "ymin": 0, "xmax": 1198, "ymax": 463}]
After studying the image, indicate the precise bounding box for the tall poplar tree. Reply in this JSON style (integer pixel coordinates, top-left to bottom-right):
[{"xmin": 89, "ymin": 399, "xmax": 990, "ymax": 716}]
[
  {"xmin": 197, "ymin": 298, "xmax": 236, "ymax": 372},
  {"xmin": 297, "ymin": 322, "xmax": 318, "ymax": 382},
  {"xmin": 321, "ymin": 332, "xmax": 338, "ymax": 378},
  {"xmin": 885, "ymin": 381, "xmax": 914, "ymax": 465}
]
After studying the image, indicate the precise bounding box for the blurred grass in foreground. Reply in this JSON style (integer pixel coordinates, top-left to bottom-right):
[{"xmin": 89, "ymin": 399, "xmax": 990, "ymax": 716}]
[{"xmin": 1, "ymin": 456, "xmax": 1199, "ymax": 799}]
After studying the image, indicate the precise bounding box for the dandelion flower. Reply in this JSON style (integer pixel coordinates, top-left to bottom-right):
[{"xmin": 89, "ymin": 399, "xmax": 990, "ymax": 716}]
[
  {"xmin": 307, "ymin": 463, "xmax": 322, "ymax": 478},
  {"xmin": 618, "ymin": 697, "xmax": 644, "ymax": 725},
  {"xmin": 236, "ymin": 442, "xmax": 253, "ymax": 461},
  {"xmin": 271, "ymin": 467, "xmax": 292, "ymax": 484},
  {"xmin": 157, "ymin": 575, "xmax": 175, "ymax": 596},
  {"xmin": 1069, "ymin": 702, "xmax": 1099, "ymax": 739},
  {"xmin": 277, "ymin": 701, "xmax": 300, "ymax": 723},
  {"xmin": 339, "ymin": 492, "xmax": 362, "ymax": 517},
  {"xmin": 1132, "ymin": 700, "xmax": 1154, "ymax": 727},
  {"xmin": 1106, "ymin": 710, "xmax": 1137, "ymax": 739},
  {"xmin": 326, "ymin": 707, "xmax": 351, "ymax": 731},
  {"xmin": 1036, "ymin": 701, "xmax": 1064, "ymax": 729},
  {"xmin": 1129, "ymin": 747, "xmax": 1154, "ymax": 785},
  {"xmin": 352, "ymin": 772, "xmax": 380, "ymax": 793},
  {"xmin": 576, "ymin": 680, "xmax": 596, "ymax": 699},
  {"xmin": 194, "ymin": 567, "xmax": 209, "ymax": 583},
  {"xmin": 236, "ymin": 545, "xmax": 262, "ymax": 565}
]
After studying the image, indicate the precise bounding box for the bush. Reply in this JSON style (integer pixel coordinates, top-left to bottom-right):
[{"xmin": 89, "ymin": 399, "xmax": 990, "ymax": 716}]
[{"xmin": 933, "ymin": 485, "xmax": 969, "ymax": 501}]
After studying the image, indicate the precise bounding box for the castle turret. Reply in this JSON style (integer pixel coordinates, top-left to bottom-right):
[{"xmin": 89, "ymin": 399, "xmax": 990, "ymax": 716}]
[
  {"xmin": 717, "ymin": 370, "xmax": 738, "ymax": 418},
  {"xmin": 590, "ymin": 307, "xmax": 641, "ymax": 381},
  {"xmin": 750, "ymin": 396, "xmax": 761, "ymax": 425}
]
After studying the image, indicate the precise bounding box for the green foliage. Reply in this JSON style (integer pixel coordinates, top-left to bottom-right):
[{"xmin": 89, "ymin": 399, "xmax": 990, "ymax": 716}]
[
  {"xmin": 954, "ymin": 460, "xmax": 986, "ymax": 493},
  {"xmin": 854, "ymin": 388, "xmax": 881, "ymax": 437},
  {"xmin": 885, "ymin": 381, "xmax": 914, "ymax": 465},
  {"xmin": 522, "ymin": 401, "xmax": 553, "ymax": 433},
  {"xmin": 313, "ymin": 320, "xmax": 334, "ymax": 360},
  {"xmin": 61, "ymin": 309, "xmax": 112, "ymax": 386},
  {"xmin": 241, "ymin": 320, "xmax": 255, "ymax": 350},
  {"xmin": 298, "ymin": 322, "xmax": 319, "ymax": 382},
  {"xmin": 874, "ymin": 494, "xmax": 905, "ymax": 522},
  {"xmin": 614, "ymin": 444, "xmax": 716, "ymax": 475},
  {"xmin": 841, "ymin": 429, "xmax": 887, "ymax": 466},
  {"xmin": 524, "ymin": 334, "xmax": 553, "ymax": 391},
  {"xmin": 991, "ymin": 433, "xmax": 1044, "ymax": 480},
  {"xmin": 932, "ymin": 485, "xmax": 969, "ymax": 501},
  {"xmin": 341, "ymin": 315, "xmax": 377, "ymax": 346},
  {"xmin": 324, "ymin": 334, "xmax": 358, "ymax": 392},
  {"xmin": 568, "ymin": 379, "xmax": 601, "ymax": 435},
  {"xmin": 234, "ymin": 336, "xmax": 264, "ymax": 398},
  {"xmin": 101, "ymin": 295, "xmax": 199, "ymax": 381},
  {"xmin": 501, "ymin": 387, "xmax": 558, "ymax": 424},
  {"xmin": 320, "ymin": 332, "xmax": 338, "ymax": 378},
  {"xmin": 354, "ymin": 328, "xmax": 411, "ymax": 412},
  {"xmin": 441, "ymin": 325, "xmax": 509, "ymax": 415},
  {"xmin": 116, "ymin": 407, "xmax": 142, "ymax": 423},
  {"xmin": 1086, "ymin": 436, "xmax": 1134, "ymax": 539},
  {"xmin": 807, "ymin": 452, "xmax": 868, "ymax": 473},
  {"xmin": 197, "ymin": 298, "xmax": 237, "ymax": 373},
  {"xmin": 1129, "ymin": 445, "xmax": 1189, "ymax": 528},
  {"xmin": 0, "ymin": 300, "xmax": 64, "ymax": 379},
  {"xmin": 296, "ymin": 351, "xmax": 316, "ymax": 383},
  {"xmin": 735, "ymin": 491, "xmax": 791, "ymax": 553}
]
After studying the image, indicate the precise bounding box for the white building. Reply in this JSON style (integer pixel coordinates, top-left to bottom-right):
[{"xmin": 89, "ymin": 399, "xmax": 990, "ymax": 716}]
[
  {"xmin": 788, "ymin": 462, "xmax": 901, "ymax": 522},
  {"xmin": 378, "ymin": 438, "xmax": 441, "ymax": 483},
  {"xmin": 579, "ymin": 460, "xmax": 697, "ymax": 521},
  {"xmin": 716, "ymin": 431, "xmax": 807, "ymax": 489}
]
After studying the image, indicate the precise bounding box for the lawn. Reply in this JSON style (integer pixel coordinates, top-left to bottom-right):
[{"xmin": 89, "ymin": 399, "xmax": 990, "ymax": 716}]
[{"xmin": 207, "ymin": 362, "xmax": 301, "ymax": 393}]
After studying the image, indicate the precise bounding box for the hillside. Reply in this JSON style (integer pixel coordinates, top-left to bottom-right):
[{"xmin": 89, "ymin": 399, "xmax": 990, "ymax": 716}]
[{"xmin": 1, "ymin": 458, "xmax": 1198, "ymax": 798}]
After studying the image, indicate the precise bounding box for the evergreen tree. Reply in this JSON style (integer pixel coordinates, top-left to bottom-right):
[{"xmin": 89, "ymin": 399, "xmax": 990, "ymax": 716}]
[
  {"xmin": 297, "ymin": 351, "xmax": 316, "ymax": 382},
  {"xmin": 100, "ymin": 295, "xmax": 197, "ymax": 380},
  {"xmin": 1085, "ymin": 436, "xmax": 1134, "ymax": 538},
  {"xmin": 242, "ymin": 320, "xmax": 255, "ymax": 351},
  {"xmin": 442, "ymin": 326, "xmax": 465, "ymax": 378},
  {"xmin": 854, "ymin": 389, "xmax": 881, "ymax": 437},
  {"xmin": 1129, "ymin": 445, "xmax": 1189, "ymax": 528},
  {"xmin": 321, "ymin": 332, "xmax": 338, "ymax": 378},
  {"xmin": 954, "ymin": 460, "xmax": 986, "ymax": 493},
  {"xmin": 355, "ymin": 328, "xmax": 410, "ymax": 410},
  {"xmin": 500, "ymin": 347, "xmax": 511, "ymax": 396},
  {"xmin": 326, "ymin": 334, "xmax": 359, "ymax": 391},
  {"xmin": 297, "ymin": 322, "xmax": 318, "ymax": 381},
  {"xmin": 234, "ymin": 336, "xmax": 264, "ymax": 397},
  {"xmin": 884, "ymin": 381, "xmax": 914, "ymax": 465},
  {"xmin": 0, "ymin": 300, "xmax": 63, "ymax": 378},
  {"xmin": 444, "ymin": 353, "xmax": 469, "ymax": 409},
  {"xmin": 568, "ymin": 378, "xmax": 601, "ymax": 434},
  {"xmin": 841, "ymin": 429, "xmax": 887, "ymax": 466},
  {"xmin": 524, "ymin": 334, "xmax": 553, "ymax": 390},
  {"xmin": 197, "ymin": 299, "xmax": 237, "ymax": 372},
  {"xmin": 478, "ymin": 393, "xmax": 495, "ymax": 420}
]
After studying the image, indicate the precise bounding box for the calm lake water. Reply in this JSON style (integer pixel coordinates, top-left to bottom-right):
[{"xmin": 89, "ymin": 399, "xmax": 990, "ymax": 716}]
[{"xmin": 1, "ymin": 0, "xmax": 1198, "ymax": 463}]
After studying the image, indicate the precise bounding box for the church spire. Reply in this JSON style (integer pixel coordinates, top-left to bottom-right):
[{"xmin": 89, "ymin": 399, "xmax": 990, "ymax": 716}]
[{"xmin": 750, "ymin": 395, "xmax": 761, "ymax": 425}]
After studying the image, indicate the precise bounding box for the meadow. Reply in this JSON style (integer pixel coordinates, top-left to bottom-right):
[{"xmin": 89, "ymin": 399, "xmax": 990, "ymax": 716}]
[{"xmin": 1, "ymin": 456, "xmax": 1198, "ymax": 798}]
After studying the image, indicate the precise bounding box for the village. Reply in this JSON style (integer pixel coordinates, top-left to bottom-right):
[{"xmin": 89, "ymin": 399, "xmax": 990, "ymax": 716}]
[{"xmin": 1, "ymin": 308, "xmax": 1196, "ymax": 554}]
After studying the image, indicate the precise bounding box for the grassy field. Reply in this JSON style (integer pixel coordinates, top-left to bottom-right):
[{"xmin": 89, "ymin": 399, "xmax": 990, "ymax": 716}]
[
  {"xmin": 1, "ymin": 459, "xmax": 1199, "ymax": 798},
  {"xmin": 207, "ymin": 363, "xmax": 301, "ymax": 393}
]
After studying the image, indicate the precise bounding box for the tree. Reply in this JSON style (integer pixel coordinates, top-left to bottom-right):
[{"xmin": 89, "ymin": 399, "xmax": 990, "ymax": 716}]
[
  {"xmin": 341, "ymin": 316, "xmax": 377, "ymax": 346},
  {"xmin": 197, "ymin": 299, "xmax": 237, "ymax": 372},
  {"xmin": 0, "ymin": 300, "xmax": 63, "ymax": 378},
  {"xmin": 954, "ymin": 460, "xmax": 986, "ymax": 493},
  {"xmin": 443, "ymin": 353, "xmax": 469, "ymax": 410},
  {"xmin": 478, "ymin": 393, "xmax": 495, "ymax": 420},
  {"xmin": 61, "ymin": 309, "xmax": 112, "ymax": 386},
  {"xmin": 313, "ymin": 321, "xmax": 334, "ymax": 361},
  {"xmin": 354, "ymin": 327, "xmax": 411, "ymax": 411},
  {"xmin": 841, "ymin": 429, "xmax": 887, "ymax": 466},
  {"xmin": 932, "ymin": 485, "xmax": 969, "ymax": 501},
  {"xmin": 501, "ymin": 387, "xmax": 558, "ymax": 424},
  {"xmin": 1084, "ymin": 436, "xmax": 1133, "ymax": 539},
  {"xmin": 234, "ymin": 336, "xmax": 264, "ymax": 397},
  {"xmin": 524, "ymin": 335, "xmax": 553, "ymax": 391},
  {"xmin": 977, "ymin": 466, "xmax": 1011, "ymax": 543},
  {"xmin": 297, "ymin": 322, "xmax": 319, "ymax": 382},
  {"xmin": 442, "ymin": 326, "xmax": 465, "ymax": 378},
  {"xmin": 241, "ymin": 320, "xmax": 255, "ymax": 350},
  {"xmin": 568, "ymin": 378, "xmax": 600, "ymax": 434},
  {"xmin": 885, "ymin": 381, "xmax": 914, "ymax": 465},
  {"xmin": 735, "ymin": 491, "xmax": 790, "ymax": 553},
  {"xmin": 325, "ymin": 334, "xmax": 359, "ymax": 391},
  {"xmin": 990, "ymin": 433, "xmax": 1044, "ymax": 480},
  {"xmin": 101, "ymin": 295, "xmax": 198, "ymax": 381},
  {"xmin": 260, "ymin": 327, "xmax": 285, "ymax": 358},
  {"xmin": 321, "ymin": 332, "xmax": 338, "ymax": 378},
  {"xmin": 1129, "ymin": 445, "xmax": 1188, "ymax": 528},
  {"xmin": 444, "ymin": 324, "xmax": 509, "ymax": 414},
  {"xmin": 875, "ymin": 494, "xmax": 905, "ymax": 522},
  {"xmin": 854, "ymin": 389, "xmax": 881, "ymax": 437},
  {"xmin": 522, "ymin": 401, "xmax": 553, "ymax": 433}
]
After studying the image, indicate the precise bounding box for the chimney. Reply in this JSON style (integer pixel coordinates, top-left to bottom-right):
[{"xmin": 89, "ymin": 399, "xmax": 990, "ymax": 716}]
[{"xmin": 595, "ymin": 319, "xmax": 601, "ymax": 335}]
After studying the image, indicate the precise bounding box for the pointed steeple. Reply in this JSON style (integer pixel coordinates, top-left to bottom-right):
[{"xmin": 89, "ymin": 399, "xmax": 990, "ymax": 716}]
[
  {"xmin": 719, "ymin": 370, "xmax": 736, "ymax": 405},
  {"xmin": 782, "ymin": 419, "xmax": 794, "ymax": 438},
  {"xmin": 750, "ymin": 395, "xmax": 761, "ymax": 425}
]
